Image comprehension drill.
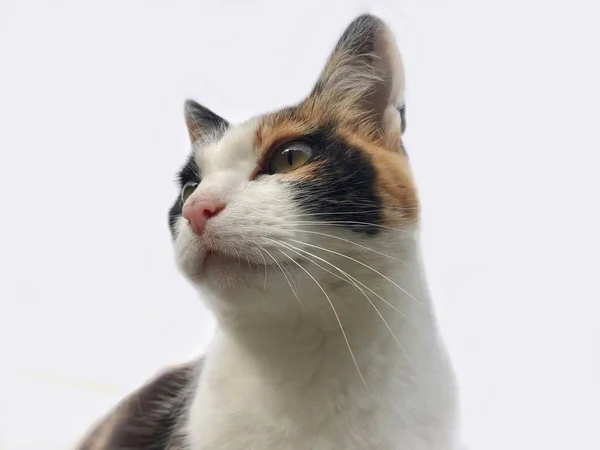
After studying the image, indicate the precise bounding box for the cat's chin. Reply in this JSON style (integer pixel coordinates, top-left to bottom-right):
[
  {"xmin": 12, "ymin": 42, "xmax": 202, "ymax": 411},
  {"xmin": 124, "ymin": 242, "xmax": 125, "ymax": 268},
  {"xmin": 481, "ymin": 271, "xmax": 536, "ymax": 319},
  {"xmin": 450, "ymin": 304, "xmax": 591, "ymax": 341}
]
[
  {"xmin": 178, "ymin": 248, "xmax": 267, "ymax": 286},
  {"xmin": 203, "ymin": 250, "xmax": 265, "ymax": 275}
]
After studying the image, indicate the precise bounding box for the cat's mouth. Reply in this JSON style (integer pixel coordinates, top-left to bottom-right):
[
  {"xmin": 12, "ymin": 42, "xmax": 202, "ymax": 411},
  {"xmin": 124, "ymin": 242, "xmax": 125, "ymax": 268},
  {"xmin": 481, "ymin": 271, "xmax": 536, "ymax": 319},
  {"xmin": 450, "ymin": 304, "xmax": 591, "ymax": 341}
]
[
  {"xmin": 176, "ymin": 232, "xmax": 302, "ymax": 283},
  {"xmin": 196, "ymin": 245, "xmax": 304, "ymax": 282}
]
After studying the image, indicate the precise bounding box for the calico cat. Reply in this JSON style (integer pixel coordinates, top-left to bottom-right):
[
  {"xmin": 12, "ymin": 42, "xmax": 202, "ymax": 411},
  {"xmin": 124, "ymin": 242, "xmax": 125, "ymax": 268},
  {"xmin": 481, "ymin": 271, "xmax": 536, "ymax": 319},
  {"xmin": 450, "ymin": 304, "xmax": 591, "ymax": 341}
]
[{"xmin": 78, "ymin": 14, "xmax": 459, "ymax": 450}]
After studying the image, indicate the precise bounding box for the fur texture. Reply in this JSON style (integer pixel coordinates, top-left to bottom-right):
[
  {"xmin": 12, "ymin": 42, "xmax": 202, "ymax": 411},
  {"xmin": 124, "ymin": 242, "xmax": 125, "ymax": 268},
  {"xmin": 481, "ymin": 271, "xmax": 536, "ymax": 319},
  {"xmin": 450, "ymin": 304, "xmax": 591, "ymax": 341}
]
[{"xmin": 79, "ymin": 14, "xmax": 459, "ymax": 450}]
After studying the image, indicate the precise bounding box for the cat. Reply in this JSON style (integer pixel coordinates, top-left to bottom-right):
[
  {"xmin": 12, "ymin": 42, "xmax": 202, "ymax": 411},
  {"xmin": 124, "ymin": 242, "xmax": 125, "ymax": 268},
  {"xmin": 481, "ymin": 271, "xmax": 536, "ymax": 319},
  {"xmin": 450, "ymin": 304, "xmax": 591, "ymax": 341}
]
[{"xmin": 78, "ymin": 14, "xmax": 459, "ymax": 450}]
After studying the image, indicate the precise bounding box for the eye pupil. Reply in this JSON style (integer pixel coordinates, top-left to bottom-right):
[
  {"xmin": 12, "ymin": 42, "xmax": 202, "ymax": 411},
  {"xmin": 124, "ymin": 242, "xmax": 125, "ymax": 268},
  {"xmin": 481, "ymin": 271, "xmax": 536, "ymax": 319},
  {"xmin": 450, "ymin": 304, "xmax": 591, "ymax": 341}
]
[{"xmin": 268, "ymin": 141, "xmax": 312, "ymax": 175}]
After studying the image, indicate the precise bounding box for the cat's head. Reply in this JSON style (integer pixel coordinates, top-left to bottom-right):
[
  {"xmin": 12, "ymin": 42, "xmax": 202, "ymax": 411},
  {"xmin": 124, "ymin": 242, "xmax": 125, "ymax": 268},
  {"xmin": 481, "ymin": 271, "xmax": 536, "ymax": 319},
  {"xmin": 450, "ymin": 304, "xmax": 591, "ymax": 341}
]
[{"xmin": 169, "ymin": 15, "xmax": 418, "ymax": 315}]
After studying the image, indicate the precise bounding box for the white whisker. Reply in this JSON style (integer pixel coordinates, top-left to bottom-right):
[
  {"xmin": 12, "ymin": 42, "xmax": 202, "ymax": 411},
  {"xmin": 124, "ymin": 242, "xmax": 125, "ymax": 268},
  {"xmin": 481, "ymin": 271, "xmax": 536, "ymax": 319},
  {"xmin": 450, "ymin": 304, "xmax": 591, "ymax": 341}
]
[
  {"xmin": 278, "ymin": 248, "xmax": 367, "ymax": 388},
  {"xmin": 282, "ymin": 221, "xmax": 410, "ymax": 233},
  {"xmin": 284, "ymin": 229, "xmax": 408, "ymax": 264},
  {"xmin": 276, "ymin": 240, "xmax": 415, "ymax": 324},
  {"xmin": 253, "ymin": 247, "xmax": 268, "ymax": 291},
  {"xmin": 286, "ymin": 239, "xmax": 429, "ymax": 311},
  {"xmin": 278, "ymin": 206, "xmax": 419, "ymax": 219},
  {"xmin": 275, "ymin": 241, "xmax": 412, "ymax": 364},
  {"xmin": 263, "ymin": 248, "xmax": 305, "ymax": 313}
]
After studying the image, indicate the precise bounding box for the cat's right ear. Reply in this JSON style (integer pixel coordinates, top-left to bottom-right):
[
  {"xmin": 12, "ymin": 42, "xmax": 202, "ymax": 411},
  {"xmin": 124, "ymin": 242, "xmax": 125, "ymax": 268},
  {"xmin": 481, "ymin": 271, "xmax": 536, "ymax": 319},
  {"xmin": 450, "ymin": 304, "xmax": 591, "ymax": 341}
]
[
  {"xmin": 307, "ymin": 15, "xmax": 406, "ymax": 149},
  {"xmin": 184, "ymin": 99, "xmax": 229, "ymax": 143}
]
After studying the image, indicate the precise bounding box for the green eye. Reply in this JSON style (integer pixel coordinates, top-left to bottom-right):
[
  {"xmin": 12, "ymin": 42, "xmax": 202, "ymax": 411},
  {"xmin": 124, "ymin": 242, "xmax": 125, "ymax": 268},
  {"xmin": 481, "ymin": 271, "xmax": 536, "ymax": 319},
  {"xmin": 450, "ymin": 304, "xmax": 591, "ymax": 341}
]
[
  {"xmin": 180, "ymin": 181, "xmax": 198, "ymax": 204},
  {"xmin": 268, "ymin": 141, "xmax": 313, "ymax": 174}
]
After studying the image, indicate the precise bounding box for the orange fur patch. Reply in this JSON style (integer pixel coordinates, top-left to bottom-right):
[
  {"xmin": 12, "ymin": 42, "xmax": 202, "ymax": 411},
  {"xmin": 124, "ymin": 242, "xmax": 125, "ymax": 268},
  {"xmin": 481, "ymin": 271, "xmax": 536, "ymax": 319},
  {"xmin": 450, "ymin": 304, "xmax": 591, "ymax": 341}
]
[
  {"xmin": 343, "ymin": 131, "xmax": 419, "ymax": 225},
  {"xmin": 255, "ymin": 103, "xmax": 419, "ymax": 225}
]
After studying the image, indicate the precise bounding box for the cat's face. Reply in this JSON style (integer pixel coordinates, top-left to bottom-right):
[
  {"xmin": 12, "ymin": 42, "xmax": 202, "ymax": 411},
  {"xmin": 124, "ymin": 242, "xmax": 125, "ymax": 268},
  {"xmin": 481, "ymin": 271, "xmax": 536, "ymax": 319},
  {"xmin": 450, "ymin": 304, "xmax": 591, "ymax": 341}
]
[{"xmin": 168, "ymin": 15, "xmax": 418, "ymax": 314}]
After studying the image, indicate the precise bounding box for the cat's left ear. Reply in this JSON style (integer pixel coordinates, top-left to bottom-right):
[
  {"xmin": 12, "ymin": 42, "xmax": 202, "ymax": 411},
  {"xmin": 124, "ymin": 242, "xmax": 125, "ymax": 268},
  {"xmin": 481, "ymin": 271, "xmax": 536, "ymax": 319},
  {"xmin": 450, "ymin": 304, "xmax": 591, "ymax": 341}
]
[
  {"xmin": 184, "ymin": 99, "xmax": 229, "ymax": 144},
  {"xmin": 309, "ymin": 15, "xmax": 407, "ymax": 144}
]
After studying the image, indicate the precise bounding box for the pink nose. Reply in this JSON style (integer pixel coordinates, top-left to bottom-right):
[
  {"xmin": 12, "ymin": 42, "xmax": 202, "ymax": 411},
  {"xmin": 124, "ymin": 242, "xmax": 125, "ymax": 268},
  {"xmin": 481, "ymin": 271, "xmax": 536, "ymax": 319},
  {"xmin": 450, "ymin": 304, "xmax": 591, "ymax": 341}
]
[{"xmin": 182, "ymin": 200, "xmax": 225, "ymax": 235}]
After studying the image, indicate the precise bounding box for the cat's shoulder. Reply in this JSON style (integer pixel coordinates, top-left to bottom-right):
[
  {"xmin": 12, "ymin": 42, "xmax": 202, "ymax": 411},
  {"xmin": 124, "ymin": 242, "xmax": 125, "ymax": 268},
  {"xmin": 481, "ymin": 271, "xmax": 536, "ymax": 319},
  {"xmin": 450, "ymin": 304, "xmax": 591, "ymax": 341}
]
[{"xmin": 77, "ymin": 358, "xmax": 202, "ymax": 450}]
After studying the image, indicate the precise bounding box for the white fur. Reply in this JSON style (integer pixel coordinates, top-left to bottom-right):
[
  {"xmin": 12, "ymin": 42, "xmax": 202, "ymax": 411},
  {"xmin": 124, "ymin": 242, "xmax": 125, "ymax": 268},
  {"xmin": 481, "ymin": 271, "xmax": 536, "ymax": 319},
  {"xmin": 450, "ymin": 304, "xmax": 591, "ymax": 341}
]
[{"xmin": 172, "ymin": 120, "xmax": 459, "ymax": 449}]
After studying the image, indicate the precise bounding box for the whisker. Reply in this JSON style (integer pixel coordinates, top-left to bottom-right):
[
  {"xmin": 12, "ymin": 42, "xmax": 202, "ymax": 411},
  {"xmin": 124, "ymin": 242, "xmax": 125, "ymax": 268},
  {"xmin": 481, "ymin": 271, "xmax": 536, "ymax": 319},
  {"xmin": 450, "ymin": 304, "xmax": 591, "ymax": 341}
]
[
  {"xmin": 280, "ymin": 258, "xmax": 301, "ymax": 293},
  {"xmin": 339, "ymin": 282, "xmax": 412, "ymax": 364},
  {"xmin": 286, "ymin": 239, "xmax": 429, "ymax": 311},
  {"xmin": 278, "ymin": 206, "xmax": 420, "ymax": 219},
  {"xmin": 274, "ymin": 240, "xmax": 354, "ymax": 284},
  {"xmin": 276, "ymin": 241, "xmax": 412, "ymax": 364},
  {"xmin": 253, "ymin": 247, "xmax": 269, "ymax": 291},
  {"xmin": 284, "ymin": 229, "xmax": 409, "ymax": 264},
  {"xmin": 263, "ymin": 248, "xmax": 305, "ymax": 313},
  {"xmin": 282, "ymin": 221, "xmax": 410, "ymax": 233},
  {"xmin": 278, "ymin": 248, "xmax": 367, "ymax": 388},
  {"xmin": 276, "ymin": 240, "xmax": 415, "ymax": 324}
]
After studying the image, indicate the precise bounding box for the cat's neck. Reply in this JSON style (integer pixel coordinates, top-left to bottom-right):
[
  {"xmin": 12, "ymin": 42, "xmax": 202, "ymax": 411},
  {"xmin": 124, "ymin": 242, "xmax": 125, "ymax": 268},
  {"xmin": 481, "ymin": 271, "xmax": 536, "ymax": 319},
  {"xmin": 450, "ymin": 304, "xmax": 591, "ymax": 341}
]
[{"xmin": 204, "ymin": 233, "xmax": 440, "ymax": 389}]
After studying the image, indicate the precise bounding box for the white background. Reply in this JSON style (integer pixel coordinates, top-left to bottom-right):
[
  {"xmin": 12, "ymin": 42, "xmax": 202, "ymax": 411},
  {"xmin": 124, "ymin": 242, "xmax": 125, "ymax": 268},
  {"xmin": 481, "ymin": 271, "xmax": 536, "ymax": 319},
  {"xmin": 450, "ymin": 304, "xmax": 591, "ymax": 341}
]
[{"xmin": 1, "ymin": 0, "xmax": 599, "ymax": 449}]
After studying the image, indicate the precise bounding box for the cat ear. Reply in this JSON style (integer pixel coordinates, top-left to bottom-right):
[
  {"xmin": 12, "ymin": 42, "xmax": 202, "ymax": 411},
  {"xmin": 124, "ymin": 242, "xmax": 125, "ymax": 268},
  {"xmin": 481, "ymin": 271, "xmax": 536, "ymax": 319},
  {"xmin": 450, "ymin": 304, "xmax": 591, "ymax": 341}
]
[
  {"xmin": 309, "ymin": 14, "xmax": 406, "ymax": 141},
  {"xmin": 184, "ymin": 99, "xmax": 229, "ymax": 143}
]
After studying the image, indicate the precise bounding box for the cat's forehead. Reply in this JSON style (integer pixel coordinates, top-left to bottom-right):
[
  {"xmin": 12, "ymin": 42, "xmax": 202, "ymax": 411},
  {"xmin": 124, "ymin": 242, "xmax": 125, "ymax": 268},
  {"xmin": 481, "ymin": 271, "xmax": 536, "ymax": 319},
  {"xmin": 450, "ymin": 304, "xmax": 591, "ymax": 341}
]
[
  {"xmin": 191, "ymin": 107, "xmax": 319, "ymax": 178},
  {"xmin": 193, "ymin": 119, "xmax": 259, "ymax": 176}
]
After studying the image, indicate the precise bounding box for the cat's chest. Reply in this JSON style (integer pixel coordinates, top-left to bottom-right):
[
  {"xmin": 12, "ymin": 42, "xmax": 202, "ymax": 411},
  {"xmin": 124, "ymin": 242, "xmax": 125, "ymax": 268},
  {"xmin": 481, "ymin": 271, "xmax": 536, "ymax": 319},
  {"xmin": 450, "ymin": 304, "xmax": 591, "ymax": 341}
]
[
  {"xmin": 184, "ymin": 371, "xmax": 407, "ymax": 450},
  {"xmin": 186, "ymin": 396, "xmax": 395, "ymax": 450},
  {"xmin": 185, "ymin": 405, "xmax": 443, "ymax": 450}
]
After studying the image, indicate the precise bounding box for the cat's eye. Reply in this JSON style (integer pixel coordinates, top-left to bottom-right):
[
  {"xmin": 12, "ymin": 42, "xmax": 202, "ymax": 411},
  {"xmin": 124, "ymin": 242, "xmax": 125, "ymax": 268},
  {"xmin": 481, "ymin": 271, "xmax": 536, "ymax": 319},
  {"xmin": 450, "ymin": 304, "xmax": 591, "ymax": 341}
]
[
  {"xmin": 180, "ymin": 181, "xmax": 198, "ymax": 204},
  {"xmin": 268, "ymin": 141, "xmax": 313, "ymax": 174}
]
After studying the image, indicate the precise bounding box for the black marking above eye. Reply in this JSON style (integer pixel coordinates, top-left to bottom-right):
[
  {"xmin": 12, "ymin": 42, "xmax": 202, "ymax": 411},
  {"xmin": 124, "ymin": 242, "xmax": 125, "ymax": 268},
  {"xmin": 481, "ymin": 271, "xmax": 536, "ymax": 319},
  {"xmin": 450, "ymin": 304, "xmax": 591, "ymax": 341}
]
[
  {"xmin": 177, "ymin": 153, "xmax": 201, "ymax": 187},
  {"xmin": 168, "ymin": 154, "xmax": 201, "ymax": 238}
]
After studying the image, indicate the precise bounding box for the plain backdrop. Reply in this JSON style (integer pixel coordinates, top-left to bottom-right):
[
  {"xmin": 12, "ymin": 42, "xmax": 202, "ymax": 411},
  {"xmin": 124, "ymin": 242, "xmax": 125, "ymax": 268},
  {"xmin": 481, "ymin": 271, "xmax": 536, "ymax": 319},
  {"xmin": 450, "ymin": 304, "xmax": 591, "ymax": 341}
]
[{"xmin": 1, "ymin": 0, "xmax": 599, "ymax": 449}]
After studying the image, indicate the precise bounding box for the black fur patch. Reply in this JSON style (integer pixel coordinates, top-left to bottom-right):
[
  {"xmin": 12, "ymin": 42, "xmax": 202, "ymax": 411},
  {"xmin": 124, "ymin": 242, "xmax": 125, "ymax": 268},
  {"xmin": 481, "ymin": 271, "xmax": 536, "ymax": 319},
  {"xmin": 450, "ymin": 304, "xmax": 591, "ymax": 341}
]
[
  {"xmin": 79, "ymin": 361, "xmax": 200, "ymax": 450},
  {"xmin": 398, "ymin": 105, "xmax": 407, "ymax": 155},
  {"xmin": 170, "ymin": 101, "xmax": 230, "ymax": 238},
  {"xmin": 289, "ymin": 124, "xmax": 383, "ymax": 235},
  {"xmin": 168, "ymin": 154, "xmax": 201, "ymax": 238},
  {"xmin": 398, "ymin": 105, "xmax": 407, "ymax": 135}
]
